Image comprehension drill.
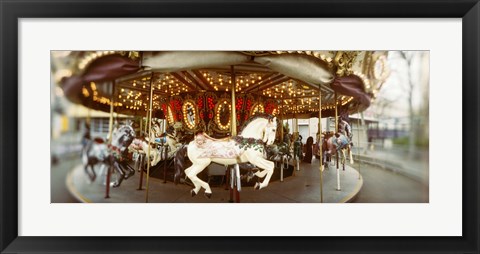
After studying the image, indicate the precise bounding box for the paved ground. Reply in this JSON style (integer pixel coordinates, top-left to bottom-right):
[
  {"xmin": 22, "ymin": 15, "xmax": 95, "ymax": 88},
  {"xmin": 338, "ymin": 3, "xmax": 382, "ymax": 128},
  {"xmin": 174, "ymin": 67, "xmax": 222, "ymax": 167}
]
[
  {"xmin": 351, "ymin": 162, "xmax": 429, "ymax": 203},
  {"xmin": 51, "ymin": 150, "xmax": 429, "ymax": 203},
  {"xmin": 51, "ymin": 155, "xmax": 79, "ymax": 203},
  {"xmin": 65, "ymin": 157, "xmax": 362, "ymax": 203}
]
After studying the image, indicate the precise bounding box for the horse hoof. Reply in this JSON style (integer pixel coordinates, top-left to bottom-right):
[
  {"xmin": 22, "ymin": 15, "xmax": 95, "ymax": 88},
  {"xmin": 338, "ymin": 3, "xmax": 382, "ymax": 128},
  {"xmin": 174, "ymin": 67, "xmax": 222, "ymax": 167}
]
[
  {"xmin": 254, "ymin": 182, "xmax": 261, "ymax": 190},
  {"xmin": 190, "ymin": 190, "xmax": 197, "ymax": 197},
  {"xmin": 174, "ymin": 174, "xmax": 181, "ymax": 185},
  {"xmin": 204, "ymin": 192, "xmax": 212, "ymax": 199}
]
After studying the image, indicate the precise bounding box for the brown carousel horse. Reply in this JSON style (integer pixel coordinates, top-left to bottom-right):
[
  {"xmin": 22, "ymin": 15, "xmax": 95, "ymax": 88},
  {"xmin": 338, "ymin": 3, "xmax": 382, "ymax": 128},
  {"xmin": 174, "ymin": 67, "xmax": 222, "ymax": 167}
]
[{"xmin": 322, "ymin": 132, "xmax": 354, "ymax": 170}]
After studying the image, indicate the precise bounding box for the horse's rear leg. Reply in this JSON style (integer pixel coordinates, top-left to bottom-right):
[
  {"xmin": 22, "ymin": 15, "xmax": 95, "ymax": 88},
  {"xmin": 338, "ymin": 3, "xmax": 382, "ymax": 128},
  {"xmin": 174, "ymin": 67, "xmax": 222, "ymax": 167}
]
[
  {"xmin": 245, "ymin": 152, "xmax": 274, "ymax": 190},
  {"xmin": 185, "ymin": 163, "xmax": 211, "ymax": 197},
  {"xmin": 86, "ymin": 164, "xmax": 96, "ymax": 182},
  {"xmin": 348, "ymin": 146, "xmax": 354, "ymax": 164}
]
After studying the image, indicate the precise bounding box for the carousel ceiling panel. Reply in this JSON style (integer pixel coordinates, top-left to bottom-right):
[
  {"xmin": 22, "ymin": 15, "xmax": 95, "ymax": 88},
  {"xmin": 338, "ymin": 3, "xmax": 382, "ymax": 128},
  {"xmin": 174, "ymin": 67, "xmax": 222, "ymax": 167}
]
[
  {"xmin": 253, "ymin": 54, "xmax": 334, "ymax": 85},
  {"xmin": 142, "ymin": 51, "xmax": 250, "ymax": 72},
  {"xmin": 56, "ymin": 50, "xmax": 389, "ymax": 117}
]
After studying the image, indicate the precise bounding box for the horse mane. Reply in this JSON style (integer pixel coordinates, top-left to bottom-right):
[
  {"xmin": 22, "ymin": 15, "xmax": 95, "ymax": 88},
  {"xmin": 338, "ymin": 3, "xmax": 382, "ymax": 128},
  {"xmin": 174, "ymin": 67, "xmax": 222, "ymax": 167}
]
[{"xmin": 239, "ymin": 113, "xmax": 274, "ymax": 131}]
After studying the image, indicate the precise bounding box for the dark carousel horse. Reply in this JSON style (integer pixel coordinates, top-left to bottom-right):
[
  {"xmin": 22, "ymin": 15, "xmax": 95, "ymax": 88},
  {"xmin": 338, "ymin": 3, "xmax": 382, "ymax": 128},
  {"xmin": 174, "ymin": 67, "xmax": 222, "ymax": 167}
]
[
  {"xmin": 135, "ymin": 125, "xmax": 191, "ymax": 183},
  {"xmin": 82, "ymin": 125, "xmax": 136, "ymax": 187}
]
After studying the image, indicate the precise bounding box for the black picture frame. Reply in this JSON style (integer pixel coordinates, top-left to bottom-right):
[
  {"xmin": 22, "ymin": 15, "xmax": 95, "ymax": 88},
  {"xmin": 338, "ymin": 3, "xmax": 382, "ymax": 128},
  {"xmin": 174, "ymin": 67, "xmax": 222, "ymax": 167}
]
[{"xmin": 1, "ymin": 0, "xmax": 478, "ymax": 253}]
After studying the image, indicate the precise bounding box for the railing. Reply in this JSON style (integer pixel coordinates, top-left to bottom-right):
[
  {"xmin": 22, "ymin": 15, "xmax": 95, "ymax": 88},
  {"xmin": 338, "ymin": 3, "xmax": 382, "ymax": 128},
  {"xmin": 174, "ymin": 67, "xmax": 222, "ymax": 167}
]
[
  {"xmin": 51, "ymin": 132, "xmax": 84, "ymax": 160},
  {"xmin": 367, "ymin": 129, "xmax": 409, "ymax": 139},
  {"xmin": 351, "ymin": 141, "xmax": 429, "ymax": 185}
]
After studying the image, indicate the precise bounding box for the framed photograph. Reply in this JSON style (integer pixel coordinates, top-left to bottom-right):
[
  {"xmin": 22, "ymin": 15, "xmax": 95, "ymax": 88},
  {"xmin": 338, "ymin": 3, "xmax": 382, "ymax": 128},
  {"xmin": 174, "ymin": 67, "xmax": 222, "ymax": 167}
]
[{"xmin": 1, "ymin": 0, "xmax": 478, "ymax": 253}]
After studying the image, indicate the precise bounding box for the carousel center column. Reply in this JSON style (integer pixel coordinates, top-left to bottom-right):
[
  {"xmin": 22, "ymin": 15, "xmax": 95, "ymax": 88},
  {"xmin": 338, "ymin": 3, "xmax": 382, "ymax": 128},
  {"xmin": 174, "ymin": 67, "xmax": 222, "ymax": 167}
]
[{"xmin": 230, "ymin": 65, "xmax": 237, "ymax": 136}]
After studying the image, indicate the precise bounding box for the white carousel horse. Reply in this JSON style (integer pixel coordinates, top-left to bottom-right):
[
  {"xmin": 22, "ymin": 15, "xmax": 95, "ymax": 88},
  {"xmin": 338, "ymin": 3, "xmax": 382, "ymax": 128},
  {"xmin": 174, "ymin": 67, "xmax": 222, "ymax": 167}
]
[
  {"xmin": 150, "ymin": 121, "xmax": 183, "ymax": 157},
  {"xmin": 129, "ymin": 139, "xmax": 163, "ymax": 167},
  {"xmin": 82, "ymin": 125, "xmax": 136, "ymax": 187},
  {"xmin": 129, "ymin": 124, "xmax": 182, "ymax": 167},
  {"xmin": 182, "ymin": 114, "xmax": 277, "ymax": 198}
]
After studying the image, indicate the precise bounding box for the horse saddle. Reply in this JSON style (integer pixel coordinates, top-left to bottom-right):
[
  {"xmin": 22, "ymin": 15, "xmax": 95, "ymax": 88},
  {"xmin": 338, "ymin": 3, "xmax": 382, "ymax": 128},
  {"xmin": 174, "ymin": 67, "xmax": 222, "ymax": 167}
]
[
  {"xmin": 93, "ymin": 137, "xmax": 105, "ymax": 144},
  {"xmin": 199, "ymin": 133, "xmax": 231, "ymax": 142},
  {"xmin": 195, "ymin": 133, "xmax": 241, "ymax": 159},
  {"xmin": 195, "ymin": 133, "xmax": 230, "ymax": 147}
]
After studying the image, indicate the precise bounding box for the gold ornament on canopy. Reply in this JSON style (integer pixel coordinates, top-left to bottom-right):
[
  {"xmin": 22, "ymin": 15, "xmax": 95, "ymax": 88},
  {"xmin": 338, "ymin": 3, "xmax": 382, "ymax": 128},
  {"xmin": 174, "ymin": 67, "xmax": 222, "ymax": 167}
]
[
  {"xmin": 214, "ymin": 98, "xmax": 232, "ymax": 131},
  {"xmin": 182, "ymin": 99, "xmax": 198, "ymax": 130}
]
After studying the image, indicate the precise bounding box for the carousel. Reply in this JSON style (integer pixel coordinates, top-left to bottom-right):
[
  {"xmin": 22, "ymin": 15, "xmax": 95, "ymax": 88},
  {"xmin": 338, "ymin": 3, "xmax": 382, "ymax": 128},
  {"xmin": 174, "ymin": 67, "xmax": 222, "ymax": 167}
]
[{"xmin": 55, "ymin": 50, "xmax": 389, "ymax": 203}]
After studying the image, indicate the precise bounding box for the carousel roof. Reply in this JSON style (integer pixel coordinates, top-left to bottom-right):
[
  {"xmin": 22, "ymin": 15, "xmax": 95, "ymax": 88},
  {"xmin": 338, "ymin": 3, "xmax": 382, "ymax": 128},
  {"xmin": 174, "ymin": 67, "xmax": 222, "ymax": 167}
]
[{"xmin": 53, "ymin": 51, "xmax": 389, "ymax": 119}]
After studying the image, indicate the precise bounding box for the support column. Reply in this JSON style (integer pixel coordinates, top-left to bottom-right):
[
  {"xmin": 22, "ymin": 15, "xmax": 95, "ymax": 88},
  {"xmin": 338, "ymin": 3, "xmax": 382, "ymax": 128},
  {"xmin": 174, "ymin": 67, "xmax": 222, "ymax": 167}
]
[
  {"xmin": 318, "ymin": 86, "xmax": 323, "ymax": 203},
  {"xmin": 139, "ymin": 116, "xmax": 143, "ymax": 137},
  {"xmin": 144, "ymin": 116, "xmax": 148, "ymax": 137},
  {"xmin": 334, "ymin": 92, "xmax": 338, "ymax": 133},
  {"xmin": 294, "ymin": 102, "xmax": 300, "ymax": 171},
  {"xmin": 107, "ymin": 81, "xmax": 116, "ymax": 144},
  {"xmin": 145, "ymin": 72, "xmax": 155, "ymax": 203},
  {"xmin": 86, "ymin": 108, "xmax": 91, "ymax": 126},
  {"xmin": 137, "ymin": 115, "xmax": 145, "ymax": 190},
  {"xmin": 230, "ymin": 66, "xmax": 237, "ymax": 136},
  {"xmin": 105, "ymin": 81, "xmax": 115, "ymax": 198},
  {"xmin": 358, "ymin": 112, "xmax": 365, "ymax": 179},
  {"xmin": 280, "ymin": 100, "xmax": 284, "ymax": 140},
  {"xmin": 334, "ymin": 92, "xmax": 341, "ymax": 191}
]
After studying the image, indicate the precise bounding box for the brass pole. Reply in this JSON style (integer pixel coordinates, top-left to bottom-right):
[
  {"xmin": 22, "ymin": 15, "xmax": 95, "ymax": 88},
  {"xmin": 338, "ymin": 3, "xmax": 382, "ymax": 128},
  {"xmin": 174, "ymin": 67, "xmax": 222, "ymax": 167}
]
[
  {"xmin": 107, "ymin": 81, "xmax": 116, "ymax": 144},
  {"xmin": 145, "ymin": 72, "xmax": 155, "ymax": 203},
  {"xmin": 334, "ymin": 92, "xmax": 341, "ymax": 191},
  {"xmin": 280, "ymin": 100, "xmax": 284, "ymax": 139},
  {"xmin": 319, "ymin": 86, "xmax": 323, "ymax": 203},
  {"xmin": 139, "ymin": 116, "xmax": 143, "ymax": 137},
  {"xmin": 334, "ymin": 92, "xmax": 338, "ymax": 133},
  {"xmin": 106, "ymin": 81, "xmax": 115, "ymax": 198},
  {"xmin": 144, "ymin": 116, "xmax": 148, "ymax": 137},
  {"xmin": 86, "ymin": 108, "xmax": 91, "ymax": 126},
  {"xmin": 358, "ymin": 112, "xmax": 365, "ymax": 180},
  {"xmin": 231, "ymin": 66, "xmax": 237, "ymax": 136},
  {"xmin": 294, "ymin": 100, "xmax": 299, "ymax": 171}
]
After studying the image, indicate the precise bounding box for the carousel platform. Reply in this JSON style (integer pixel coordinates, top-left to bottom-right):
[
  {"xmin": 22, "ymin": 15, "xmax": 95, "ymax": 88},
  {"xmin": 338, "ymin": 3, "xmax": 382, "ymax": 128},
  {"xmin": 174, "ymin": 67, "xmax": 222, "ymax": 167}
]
[{"xmin": 66, "ymin": 158, "xmax": 363, "ymax": 203}]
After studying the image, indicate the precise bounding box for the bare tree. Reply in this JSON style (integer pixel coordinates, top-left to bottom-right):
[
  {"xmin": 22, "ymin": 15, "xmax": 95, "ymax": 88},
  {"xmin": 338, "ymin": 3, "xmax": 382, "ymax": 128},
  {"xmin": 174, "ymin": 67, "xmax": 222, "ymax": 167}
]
[{"xmin": 397, "ymin": 51, "xmax": 417, "ymax": 159}]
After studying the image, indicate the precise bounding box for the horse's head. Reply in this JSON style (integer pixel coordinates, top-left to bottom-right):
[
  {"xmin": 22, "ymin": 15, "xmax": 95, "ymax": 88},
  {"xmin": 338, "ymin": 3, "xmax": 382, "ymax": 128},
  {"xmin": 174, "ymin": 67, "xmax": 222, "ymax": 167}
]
[
  {"xmin": 112, "ymin": 125, "xmax": 136, "ymax": 148},
  {"xmin": 151, "ymin": 120, "xmax": 162, "ymax": 137},
  {"xmin": 263, "ymin": 117, "xmax": 277, "ymax": 146},
  {"xmin": 166, "ymin": 125, "xmax": 176, "ymax": 136}
]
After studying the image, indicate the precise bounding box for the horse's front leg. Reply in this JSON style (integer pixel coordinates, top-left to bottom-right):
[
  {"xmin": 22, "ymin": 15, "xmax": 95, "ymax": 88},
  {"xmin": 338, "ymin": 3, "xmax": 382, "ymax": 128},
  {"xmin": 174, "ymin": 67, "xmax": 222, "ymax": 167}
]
[
  {"xmin": 184, "ymin": 161, "xmax": 212, "ymax": 198},
  {"xmin": 150, "ymin": 150, "xmax": 159, "ymax": 166},
  {"xmin": 112, "ymin": 161, "xmax": 125, "ymax": 187}
]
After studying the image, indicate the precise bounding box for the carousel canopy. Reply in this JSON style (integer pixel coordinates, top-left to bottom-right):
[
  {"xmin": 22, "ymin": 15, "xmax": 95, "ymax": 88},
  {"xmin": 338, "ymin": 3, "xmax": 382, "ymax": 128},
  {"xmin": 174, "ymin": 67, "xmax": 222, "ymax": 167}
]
[{"xmin": 53, "ymin": 51, "xmax": 389, "ymax": 120}]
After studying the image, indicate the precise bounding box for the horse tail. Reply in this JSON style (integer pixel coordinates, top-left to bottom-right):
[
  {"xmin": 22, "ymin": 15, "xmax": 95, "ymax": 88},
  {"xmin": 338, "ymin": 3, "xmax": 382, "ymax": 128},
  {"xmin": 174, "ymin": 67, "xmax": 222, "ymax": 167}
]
[{"xmin": 173, "ymin": 144, "xmax": 188, "ymax": 185}]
